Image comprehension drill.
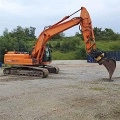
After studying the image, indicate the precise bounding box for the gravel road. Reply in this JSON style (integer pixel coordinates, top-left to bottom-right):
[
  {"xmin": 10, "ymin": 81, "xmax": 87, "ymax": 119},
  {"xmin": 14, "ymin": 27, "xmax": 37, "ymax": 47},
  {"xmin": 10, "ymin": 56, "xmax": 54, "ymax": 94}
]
[{"xmin": 0, "ymin": 60, "xmax": 120, "ymax": 120}]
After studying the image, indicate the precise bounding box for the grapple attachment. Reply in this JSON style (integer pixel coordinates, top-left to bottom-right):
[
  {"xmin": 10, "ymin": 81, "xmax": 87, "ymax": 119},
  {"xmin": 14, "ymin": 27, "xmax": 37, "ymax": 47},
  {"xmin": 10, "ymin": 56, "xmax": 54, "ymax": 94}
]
[
  {"xmin": 98, "ymin": 58, "xmax": 116, "ymax": 81},
  {"xmin": 89, "ymin": 49, "xmax": 116, "ymax": 81}
]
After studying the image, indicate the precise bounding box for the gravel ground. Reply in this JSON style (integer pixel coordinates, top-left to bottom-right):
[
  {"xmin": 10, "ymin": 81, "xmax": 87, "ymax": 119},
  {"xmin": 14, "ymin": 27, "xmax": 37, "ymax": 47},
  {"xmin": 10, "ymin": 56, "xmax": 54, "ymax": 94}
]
[{"xmin": 0, "ymin": 60, "xmax": 120, "ymax": 120}]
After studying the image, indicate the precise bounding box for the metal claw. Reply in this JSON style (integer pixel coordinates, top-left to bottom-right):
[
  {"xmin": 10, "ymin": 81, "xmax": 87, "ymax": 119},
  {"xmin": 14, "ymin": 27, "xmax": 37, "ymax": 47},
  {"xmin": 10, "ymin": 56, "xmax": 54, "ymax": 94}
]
[{"xmin": 99, "ymin": 58, "xmax": 116, "ymax": 81}]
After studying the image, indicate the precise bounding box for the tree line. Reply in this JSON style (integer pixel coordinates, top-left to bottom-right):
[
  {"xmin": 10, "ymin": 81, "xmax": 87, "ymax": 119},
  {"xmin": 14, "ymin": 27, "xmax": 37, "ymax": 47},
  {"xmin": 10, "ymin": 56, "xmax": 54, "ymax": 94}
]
[{"xmin": 0, "ymin": 26, "xmax": 120, "ymax": 62}]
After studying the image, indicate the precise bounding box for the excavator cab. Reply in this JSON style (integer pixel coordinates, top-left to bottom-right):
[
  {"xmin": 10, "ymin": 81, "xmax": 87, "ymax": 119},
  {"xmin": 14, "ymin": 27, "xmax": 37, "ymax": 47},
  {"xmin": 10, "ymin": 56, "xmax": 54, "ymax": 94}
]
[{"xmin": 42, "ymin": 46, "xmax": 52, "ymax": 62}]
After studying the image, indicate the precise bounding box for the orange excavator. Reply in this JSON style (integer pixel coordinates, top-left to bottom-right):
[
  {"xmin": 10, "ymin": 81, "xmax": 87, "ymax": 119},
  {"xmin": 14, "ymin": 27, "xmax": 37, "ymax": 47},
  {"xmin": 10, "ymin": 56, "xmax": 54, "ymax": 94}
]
[{"xmin": 3, "ymin": 7, "xmax": 116, "ymax": 80}]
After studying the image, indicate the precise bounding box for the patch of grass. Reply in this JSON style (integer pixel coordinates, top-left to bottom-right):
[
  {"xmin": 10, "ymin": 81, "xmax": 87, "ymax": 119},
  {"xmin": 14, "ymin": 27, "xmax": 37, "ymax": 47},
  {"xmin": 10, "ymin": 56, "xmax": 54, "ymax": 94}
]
[
  {"xmin": 65, "ymin": 85, "xmax": 83, "ymax": 89},
  {"xmin": 89, "ymin": 87, "xmax": 106, "ymax": 91},
  {"xmin": 97, "ymin": 40, "xmax": 120, "ymax": 51},
  {"xmin": 52, "ymin": 51, "xmax": 76, "ymax": 60}
]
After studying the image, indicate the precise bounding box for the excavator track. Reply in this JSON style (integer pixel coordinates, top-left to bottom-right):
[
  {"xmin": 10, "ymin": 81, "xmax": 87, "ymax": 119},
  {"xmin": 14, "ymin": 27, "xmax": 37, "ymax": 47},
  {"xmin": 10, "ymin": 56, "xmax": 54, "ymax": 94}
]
[
  {"xmin": 43, "ymin": 65, "xmax": 59, "ymax": 74},
  {"xmin": 3, "ymin": 66, "xmax": 49, "ymax": 78}
]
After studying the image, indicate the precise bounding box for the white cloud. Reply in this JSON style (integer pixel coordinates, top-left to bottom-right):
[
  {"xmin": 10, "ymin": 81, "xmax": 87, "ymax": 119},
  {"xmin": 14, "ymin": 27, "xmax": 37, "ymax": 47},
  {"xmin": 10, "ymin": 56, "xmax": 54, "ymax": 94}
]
[
  {"xmin": 0, "ymin": 0, "xmax": 120, "ymax": 36},
  {"xmin": 0, "ymin": 1, "xmax": 23, "ymax": 15}
]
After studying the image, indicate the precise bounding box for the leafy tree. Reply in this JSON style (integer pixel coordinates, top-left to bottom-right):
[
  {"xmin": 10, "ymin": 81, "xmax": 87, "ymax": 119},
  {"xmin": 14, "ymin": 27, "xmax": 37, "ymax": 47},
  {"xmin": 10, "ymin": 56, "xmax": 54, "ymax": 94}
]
[
  {"xmin": 60, "ymin": 41, "xmax": 68, "ymax": 52},
  {"xmin": 93, "ymin": 27, "xmax": 102, "ymax": 40},
  {"xmin": 75, "ymin": 32, "xmax": 83, "ymax": 40},
  {"xmin": 0, "ymin": 26, "xmax": 120, "ymax": 62},
  {"xmin": 51, "ymin": 32, "xmax": 65, "ymax": 40},
  {"xmin": 75, "ymin": 45, "xmax": 86, "ymax": 59},
  {"xmin": 0, "ymin": 26, "xmax": 36, "ymax": 62},
  {"xmin": 54, "ymin": 41, "xmax": 61, "ymax": 50},
  {"xmin": 4, "ymin": 26, "xmax": 36, "ymax": 51},
  {"xmin": 94, "ymin": 27, "xmax": 120, "ymax": 41}
]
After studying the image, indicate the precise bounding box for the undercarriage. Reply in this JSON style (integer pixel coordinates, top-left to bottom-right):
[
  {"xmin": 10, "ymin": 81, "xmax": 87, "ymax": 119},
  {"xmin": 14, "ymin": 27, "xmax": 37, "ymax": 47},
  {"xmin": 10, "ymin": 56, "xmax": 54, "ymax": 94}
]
[{"xmin": 3, "ymin": 65, "xmax": 59, "ymax": 78}]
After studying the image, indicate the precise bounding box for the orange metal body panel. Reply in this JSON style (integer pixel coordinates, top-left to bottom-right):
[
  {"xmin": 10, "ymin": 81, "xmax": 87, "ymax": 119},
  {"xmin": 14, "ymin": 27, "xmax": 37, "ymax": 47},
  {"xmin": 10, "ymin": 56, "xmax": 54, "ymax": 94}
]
[{"xmin": 4, "ymin": 53, "xmax": 33, "ymax": 65}]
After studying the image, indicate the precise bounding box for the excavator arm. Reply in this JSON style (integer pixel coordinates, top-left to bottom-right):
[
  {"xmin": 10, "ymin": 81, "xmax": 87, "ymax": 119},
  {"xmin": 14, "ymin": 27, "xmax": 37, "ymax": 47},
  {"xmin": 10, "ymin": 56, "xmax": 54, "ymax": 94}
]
[
  {"xmin": 31, "ymin": 7, "xmax": 96, "ymax": 63},
  {"xmin": 31, "ymin": 17, "xmax": 81, "ymax": 61},
  {"xmin": 31, "ymin": 7, "xmax": 96, "ymax": 62},
  {"xmin": 4, "ymin": 7, "xmax": 116, "ymax": 80}
]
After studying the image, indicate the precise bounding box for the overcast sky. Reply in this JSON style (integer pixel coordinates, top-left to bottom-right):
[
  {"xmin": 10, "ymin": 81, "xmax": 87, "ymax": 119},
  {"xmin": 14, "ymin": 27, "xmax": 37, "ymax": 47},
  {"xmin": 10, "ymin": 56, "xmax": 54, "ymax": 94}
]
[{"xmin": 0, "ymin": 0, "xmax": 120, "ymax": 37}]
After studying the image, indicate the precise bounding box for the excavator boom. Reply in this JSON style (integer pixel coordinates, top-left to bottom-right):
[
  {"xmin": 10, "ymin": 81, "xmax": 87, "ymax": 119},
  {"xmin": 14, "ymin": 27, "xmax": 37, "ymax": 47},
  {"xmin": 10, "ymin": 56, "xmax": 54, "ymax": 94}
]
[
  {"xmin": 3, "ymin": 7, "xmax": 116, "ymax": 80},
  {"xmin": 79, "ymin": 7, "xmax": 116, "ymax": 81}
]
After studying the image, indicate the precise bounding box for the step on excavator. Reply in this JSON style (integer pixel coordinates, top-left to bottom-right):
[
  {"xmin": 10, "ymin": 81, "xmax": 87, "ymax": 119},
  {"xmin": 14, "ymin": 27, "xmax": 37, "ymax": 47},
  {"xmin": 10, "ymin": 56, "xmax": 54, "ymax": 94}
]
[{"xmin": 3, "ymin": 7, "xmax": 116, "ymax": 81}]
